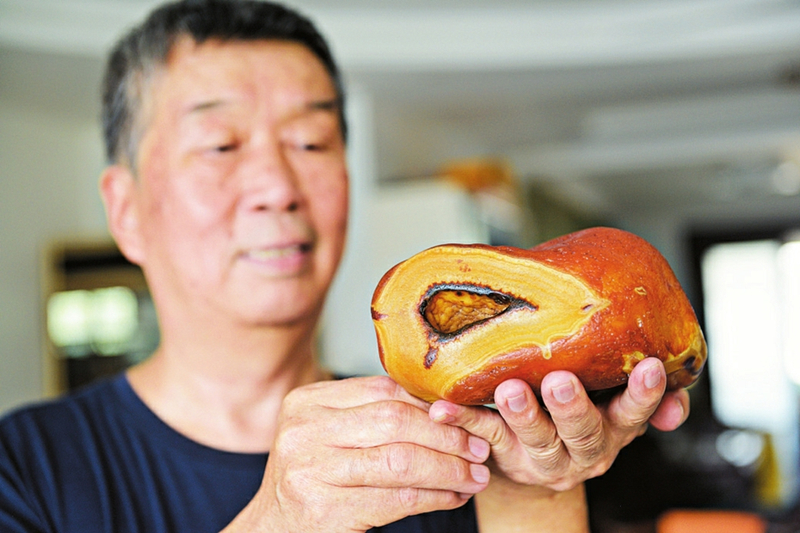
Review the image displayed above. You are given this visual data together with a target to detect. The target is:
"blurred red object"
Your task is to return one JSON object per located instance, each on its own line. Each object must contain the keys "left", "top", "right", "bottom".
{"left": 657, "top": 509, "right": 766, "bottom": 533}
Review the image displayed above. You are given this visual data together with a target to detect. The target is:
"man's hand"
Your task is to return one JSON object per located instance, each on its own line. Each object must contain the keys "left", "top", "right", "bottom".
{"left": 428, "top": 357, "right": 689, "bottom": 491}
{"left": 227, "top": 376, "right": 491, "bottom": 533}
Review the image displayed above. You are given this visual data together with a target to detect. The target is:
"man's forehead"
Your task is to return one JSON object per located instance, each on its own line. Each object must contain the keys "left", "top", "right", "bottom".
{"left": 146, "top": 37, "right": 337, "bottom": 111}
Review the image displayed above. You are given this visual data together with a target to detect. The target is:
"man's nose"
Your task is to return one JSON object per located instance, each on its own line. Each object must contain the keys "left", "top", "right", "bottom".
{"left": 239, "top": 143, "right": 303, "bottom": 213}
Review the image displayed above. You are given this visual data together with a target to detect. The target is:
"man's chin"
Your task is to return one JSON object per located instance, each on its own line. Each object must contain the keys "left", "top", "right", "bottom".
{"left": 238, "top": 299, "right": 323, "bottom": 330}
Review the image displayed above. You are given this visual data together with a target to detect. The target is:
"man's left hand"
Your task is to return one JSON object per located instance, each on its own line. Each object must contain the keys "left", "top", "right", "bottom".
{"left": 428, "top": 357, "right": 689, "bottom": 491}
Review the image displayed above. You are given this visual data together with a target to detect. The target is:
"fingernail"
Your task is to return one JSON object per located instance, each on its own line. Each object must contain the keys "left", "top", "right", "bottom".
{"left": 430, "top": 410, "right": 452, "bottom": 424}
{"left": 507, "top": 393, "right": 527, "bottom": 413}
{"left": 470, "top": 463, "right": 490, "bottom": 484}
{"left": 675, "top": 396, "right": 686, "bottom": 420}
{"left": 552, "top": 380, "right": 575, "bottom": 404}
{"left": 644, "top": 363, "right": 662, "bottom": 389}
{"left": 468, "top": 436, "right": 490, "bottom": 460}
{"left": 429, "top": 403, "right": 454, "bottom": 424}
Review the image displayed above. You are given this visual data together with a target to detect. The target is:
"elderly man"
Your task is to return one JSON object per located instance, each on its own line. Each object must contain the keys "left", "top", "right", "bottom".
{"left": 0, "top": 1, "right": 689, "bottom": 531}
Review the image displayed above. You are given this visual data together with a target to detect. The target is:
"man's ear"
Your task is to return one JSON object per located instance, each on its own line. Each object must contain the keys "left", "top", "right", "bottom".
{"left": 99, "top": 165, "right": 146, "bottom": 266}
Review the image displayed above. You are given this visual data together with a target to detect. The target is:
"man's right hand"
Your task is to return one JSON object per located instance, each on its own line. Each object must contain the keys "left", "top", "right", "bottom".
{"left": 225, "top": 376, "right": 491, "bottom": 532}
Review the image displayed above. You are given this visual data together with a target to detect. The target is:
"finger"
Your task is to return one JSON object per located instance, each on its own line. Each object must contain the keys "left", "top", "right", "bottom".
{"left": 491, "top": 379, "right": 561, "bottom": 454}
{"left": 539, "top": 371, "right": 606, "bottom": 465}
{"left": 430, "top": 390, "right": 571, "bottom": 486}
{"left": 358, "top": 487, "right": 473, "bottom": 530}
{"left": 428, "top": 400, "right": 510, "bottom": 459}
{"left": 648, "top": 388, "right": 689, "bottom": 431}
{"left": 286, "top": 375, "right": 432, "bottom": 411}
{"left": 428, "top": 380, "right": 563, "bottom": 462}
{"left": 605, "top": 357, "right": 667, "bottom": 434}
{"left": 326, "top": 443, "right": 490, "bottom": 495}
{"left": 330, "top": 399, "right": 490, "bottom": 463}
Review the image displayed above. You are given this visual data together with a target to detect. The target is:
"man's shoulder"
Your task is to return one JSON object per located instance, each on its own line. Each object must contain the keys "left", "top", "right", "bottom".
{"left": 0, "top": 375, "right": 125, "bottom": 444}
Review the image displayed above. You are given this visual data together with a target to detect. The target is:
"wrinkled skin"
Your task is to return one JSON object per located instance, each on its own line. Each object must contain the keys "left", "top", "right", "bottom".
{"left": 225, "top": 359, "right": 687, "bottom": 532}
{"left": 429, "top": 356, "right": 689, "bottom": 492}
{"left": 228, "top": 377, "right": 492, "bottom": 531}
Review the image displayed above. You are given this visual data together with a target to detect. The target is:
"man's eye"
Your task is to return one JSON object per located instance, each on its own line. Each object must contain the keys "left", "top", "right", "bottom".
{"left": 215, "top": 143, "right": 238, "bottom": 153}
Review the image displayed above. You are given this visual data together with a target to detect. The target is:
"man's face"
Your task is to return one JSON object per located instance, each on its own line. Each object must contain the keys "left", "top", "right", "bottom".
{"left": 125, "top": 38, "right": 348, "bottom": 328}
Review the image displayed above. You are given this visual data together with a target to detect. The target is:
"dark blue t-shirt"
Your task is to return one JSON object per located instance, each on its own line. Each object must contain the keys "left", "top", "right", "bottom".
{"left": 0, "top": 375, "right": 477, "bottom": 532}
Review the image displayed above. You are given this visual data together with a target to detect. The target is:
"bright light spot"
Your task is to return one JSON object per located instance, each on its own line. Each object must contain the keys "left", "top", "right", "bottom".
{"left": 90, "top": 287, "right": 139, "bottom": 354}
{"left": 47, "top": 290, "right": 92, "bottom": 347}
{"left": 47, "top": 286, "right": 139, "bottom": 356}
{"left": 716, "top": 429, "right": 764, "bottom": 468}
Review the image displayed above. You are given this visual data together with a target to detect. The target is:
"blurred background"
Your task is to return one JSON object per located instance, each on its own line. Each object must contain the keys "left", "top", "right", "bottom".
{"left": 3, "top": 0, "right": 800, "bottom": 531}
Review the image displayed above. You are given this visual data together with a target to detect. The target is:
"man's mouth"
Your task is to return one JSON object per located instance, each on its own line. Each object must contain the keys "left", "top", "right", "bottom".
{"left": 245, "top": 243, "right": 312, "bottom": 261}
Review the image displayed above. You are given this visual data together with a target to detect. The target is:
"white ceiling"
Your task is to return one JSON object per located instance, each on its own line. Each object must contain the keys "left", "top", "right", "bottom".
{"left": 3, "top": 0, "right": 800, "bottom": 222}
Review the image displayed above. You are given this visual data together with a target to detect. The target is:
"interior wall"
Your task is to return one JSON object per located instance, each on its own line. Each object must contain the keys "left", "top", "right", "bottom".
{"left": 0, "top": 99, "right": 108, "bottom": 414}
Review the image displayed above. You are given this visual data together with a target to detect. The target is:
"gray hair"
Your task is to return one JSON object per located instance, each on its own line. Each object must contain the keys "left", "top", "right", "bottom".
{"left": 101, "top": 0, "right": 346, "bottom": 168}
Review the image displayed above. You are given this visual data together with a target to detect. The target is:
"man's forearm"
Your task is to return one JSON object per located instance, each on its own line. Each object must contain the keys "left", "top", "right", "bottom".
{"left": 475, "top": 476, "right": 589, "bottom": 533}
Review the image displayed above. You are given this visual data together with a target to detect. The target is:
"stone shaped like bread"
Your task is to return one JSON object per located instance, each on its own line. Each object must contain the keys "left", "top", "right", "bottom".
{"left": 371, "top": 227, "right": 707, "bottom": 405}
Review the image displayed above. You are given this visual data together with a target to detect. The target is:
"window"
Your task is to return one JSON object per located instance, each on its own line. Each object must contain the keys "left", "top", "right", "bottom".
{"left": 694, "top": 227, "right": 800, "bottom": 507}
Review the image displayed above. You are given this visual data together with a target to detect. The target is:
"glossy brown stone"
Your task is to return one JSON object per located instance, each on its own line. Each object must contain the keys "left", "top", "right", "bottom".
{"left": 371, "top": 227, "right": 707, "bottom": 405}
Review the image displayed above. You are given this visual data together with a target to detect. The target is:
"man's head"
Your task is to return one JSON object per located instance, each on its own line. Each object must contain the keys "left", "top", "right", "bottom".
{"left": 99, "top": 1, "right": 350, "bottom": 333}
{"left": 102, "top": 0, "right": 346, "bottom": 169}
